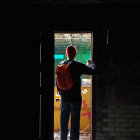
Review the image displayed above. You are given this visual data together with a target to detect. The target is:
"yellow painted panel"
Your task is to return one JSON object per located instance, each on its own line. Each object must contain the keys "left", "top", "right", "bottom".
{"left": 54, "top": 86, "right": 91, "bottom": 131}
{"left": 54, "top": 86, "right": 91, "bottom": 108}
{"left": 54, "top": 109, "right": 61, "bottom": 131}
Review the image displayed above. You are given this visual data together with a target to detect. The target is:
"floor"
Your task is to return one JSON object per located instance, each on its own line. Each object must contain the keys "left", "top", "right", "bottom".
{"left": 54, "top": 131, "right": 91, "bottom": 140}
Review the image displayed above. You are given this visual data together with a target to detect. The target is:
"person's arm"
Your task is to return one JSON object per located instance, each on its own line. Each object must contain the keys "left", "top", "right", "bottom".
{"left": 56, "top": 81, "right": 61, "bottom": 95}
{"left": 79, "top": 60, "right": 96, "bottom": 75}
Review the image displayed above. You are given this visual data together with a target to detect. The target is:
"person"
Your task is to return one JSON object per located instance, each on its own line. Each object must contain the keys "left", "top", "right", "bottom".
{"left": 56, "top": 45, "right": 96, "bottom": 140}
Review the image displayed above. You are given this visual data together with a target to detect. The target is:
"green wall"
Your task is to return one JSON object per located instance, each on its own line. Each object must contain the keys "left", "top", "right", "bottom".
{"left": 54, "top": 33, "right": 91, "bottom": 85}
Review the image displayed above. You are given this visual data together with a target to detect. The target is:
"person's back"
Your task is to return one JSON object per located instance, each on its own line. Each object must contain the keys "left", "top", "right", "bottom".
{"left": 57, "top": 59, "right": 96, "bottom": 103}
{"left": 56, "top": 45, "right": 96, "bottom": 140}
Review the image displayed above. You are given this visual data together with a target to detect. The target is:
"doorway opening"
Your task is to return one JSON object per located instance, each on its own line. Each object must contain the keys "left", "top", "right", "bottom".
{"left": 54, "top": 32, "right": 93, "bottom": 140}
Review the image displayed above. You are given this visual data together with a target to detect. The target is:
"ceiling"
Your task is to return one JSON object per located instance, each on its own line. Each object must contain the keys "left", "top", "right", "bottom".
{"left": 55, "top": 33, "right": 91, "bottom": 46}
{"left": 39, "top": 0, "right": 139, "bottom": 4}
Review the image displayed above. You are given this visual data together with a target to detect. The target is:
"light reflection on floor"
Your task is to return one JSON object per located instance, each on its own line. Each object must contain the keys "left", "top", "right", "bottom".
{"left": 54, "top": 131, "right": 91, "bottom": 140}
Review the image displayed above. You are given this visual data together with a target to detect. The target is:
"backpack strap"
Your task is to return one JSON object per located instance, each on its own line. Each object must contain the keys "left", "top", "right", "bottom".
{"left": 65, "top": 60, "right": 74, "bottom": 65}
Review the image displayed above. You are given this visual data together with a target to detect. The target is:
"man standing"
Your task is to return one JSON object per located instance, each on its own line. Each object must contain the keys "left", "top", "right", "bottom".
{"left": 56, "top": 45, "right": 96, "bottom": 140}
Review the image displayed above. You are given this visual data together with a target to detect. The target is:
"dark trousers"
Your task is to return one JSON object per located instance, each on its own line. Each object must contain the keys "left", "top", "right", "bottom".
{"left": 60, "top": 102, "right": 82, "bottom": 140}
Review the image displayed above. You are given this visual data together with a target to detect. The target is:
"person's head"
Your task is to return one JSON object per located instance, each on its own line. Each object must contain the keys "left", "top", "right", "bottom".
{"left": 66, "top": 45, "right": 77, "bottom": 60}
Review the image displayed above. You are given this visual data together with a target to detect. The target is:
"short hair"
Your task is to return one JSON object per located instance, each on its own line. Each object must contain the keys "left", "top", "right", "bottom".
{"left": 66, "top": 46, "right": 77, "bottom": 58}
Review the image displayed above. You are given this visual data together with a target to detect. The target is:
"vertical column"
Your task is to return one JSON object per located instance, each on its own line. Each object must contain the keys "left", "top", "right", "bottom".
{"left": 41, "top": 29, "right": 54, "bottom": 140}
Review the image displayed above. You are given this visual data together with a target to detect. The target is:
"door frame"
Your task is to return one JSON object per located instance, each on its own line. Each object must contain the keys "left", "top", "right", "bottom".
{"left": 41, "top": 26, "right": 97, "bottom": 140}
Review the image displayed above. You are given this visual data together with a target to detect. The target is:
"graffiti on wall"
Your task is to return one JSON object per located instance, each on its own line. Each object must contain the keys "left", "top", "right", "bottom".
{"left": 54, "top": 86, "right": 91, "bottom": 130}
{"left": 81, "top": 99, "right": 91, "bottom": 120}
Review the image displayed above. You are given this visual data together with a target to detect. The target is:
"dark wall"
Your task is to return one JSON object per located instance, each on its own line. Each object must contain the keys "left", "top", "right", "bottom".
{"left": 40, "top": 4, "right": 140, "bottom": 140}
{"left": 40, "top": 3, "right": 140, "bottom": 140}
{"left": 94, "top": 5, "right": 140, "bottom": 140}
{"left": 1, "top": 5, "right": 40, "bottom": 139}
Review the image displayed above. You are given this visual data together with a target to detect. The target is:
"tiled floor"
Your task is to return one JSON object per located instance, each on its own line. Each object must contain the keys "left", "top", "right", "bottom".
{"left": 54, "top": 131, "right": 91, "bottom": 140}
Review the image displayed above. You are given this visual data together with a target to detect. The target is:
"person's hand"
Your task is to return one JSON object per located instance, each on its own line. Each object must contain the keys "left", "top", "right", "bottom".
{"left": 87, "top": 59, "right": 96, "bottom": 70}
{"left": 87, "top": 59, "right": 92, "bottom": 65}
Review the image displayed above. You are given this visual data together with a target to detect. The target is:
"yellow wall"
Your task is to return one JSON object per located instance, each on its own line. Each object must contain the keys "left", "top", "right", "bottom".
{"left": 54, "top": 86, "right": 91, "bottom": 131}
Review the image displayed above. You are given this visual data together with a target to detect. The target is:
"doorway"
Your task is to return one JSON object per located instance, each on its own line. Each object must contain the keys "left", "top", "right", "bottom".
{"left": 54, "top": 32, "right": 93, "bottom": 140}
